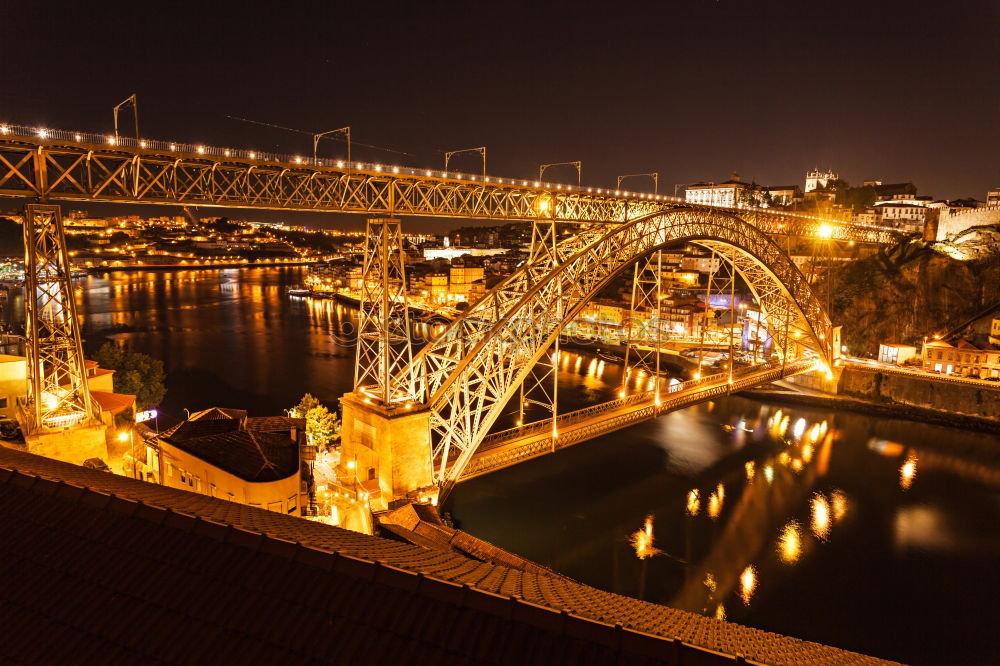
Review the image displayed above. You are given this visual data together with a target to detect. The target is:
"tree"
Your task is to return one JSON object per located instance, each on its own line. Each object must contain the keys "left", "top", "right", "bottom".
{"left": 94, "top": 342, "right": 166, "bottom": 410}
{"left": 305, "top": 405, "right": 340, "bottom": 450}
{"left": 288, "top": 393, "right": 322, "bottom": 419}
{"left": 736, "top": 181, "right": 764, "bottom": 207}
{"left": 288, "top": 393, "right": 341, "bottom": 450}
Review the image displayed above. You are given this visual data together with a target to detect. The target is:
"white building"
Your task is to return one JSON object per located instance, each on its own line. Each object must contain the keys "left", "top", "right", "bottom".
{"left": 875, "top": 202, "right": 926, "bottom": 233}
{"left": 685, "top": 175, "right": 755, "bottom": 208}
{"left": 766, "top": 185, "right": 802, "bottom": 206}
{"left": 680, "top": 254, "right": 723, "bottom": 274}
{"left": 988, "top": 188, "right": 1000, "bottom": 207}
{"left": 423, "top": 247, "right": 508, "bottom": 261}
{"left": 805, "top": 169, "right": 838, "bottom": 193}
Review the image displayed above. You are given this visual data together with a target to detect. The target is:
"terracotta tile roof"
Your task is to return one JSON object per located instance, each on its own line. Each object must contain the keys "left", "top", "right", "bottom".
{"left": 89, "top": 390, "right": 136, "bottom": 415}
{"left": 161, "top": 418, "right": 298, "bottom": 482}
{"left": 0, "top": 447, "right": 892, "bottom": 665}
{"left": 244, "top": 416, "right": 305, "bottom": 433}
{"left": 189, "top": 406, "right": 248, "bottom": 421}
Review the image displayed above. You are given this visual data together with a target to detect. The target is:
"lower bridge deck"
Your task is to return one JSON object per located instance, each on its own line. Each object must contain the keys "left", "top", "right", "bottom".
{"left": 458, "top": 358, "right": 816, "bottom": 481}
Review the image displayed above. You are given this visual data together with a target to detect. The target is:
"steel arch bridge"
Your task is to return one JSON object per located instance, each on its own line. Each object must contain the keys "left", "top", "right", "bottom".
{"left": 375, "top": 208, "right": 837, "bottom": 489}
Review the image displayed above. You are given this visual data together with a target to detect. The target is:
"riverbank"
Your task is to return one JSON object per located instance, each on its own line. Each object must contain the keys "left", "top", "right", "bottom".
{"left": 743, "top": 384, "right": 1000, "bottom": 436}
{"left": 88, "top": 260, "right": 316, "bottom": 273}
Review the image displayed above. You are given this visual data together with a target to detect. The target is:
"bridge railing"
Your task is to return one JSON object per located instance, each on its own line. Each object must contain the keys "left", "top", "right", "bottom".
{"left": 478, "top": 359, "right": 808, "bottom": 451}
{"left": 0, "top": 122, "right": 671, "bottom": 197}
{"left": 844, "top": 359, "right": 1000, "bottom": 389}
{"left": 463, "top": 358, "right": 817, "bottom": 478}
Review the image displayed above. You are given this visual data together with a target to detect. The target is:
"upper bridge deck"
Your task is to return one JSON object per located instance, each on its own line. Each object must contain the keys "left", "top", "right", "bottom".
{"left": 0, "top": 122, "right": 902, "bottom": 244}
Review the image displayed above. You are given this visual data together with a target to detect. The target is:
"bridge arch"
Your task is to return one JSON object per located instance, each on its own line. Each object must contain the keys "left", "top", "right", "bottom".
{"left": 393, "top": 208, "right": 836, "bottom": 486}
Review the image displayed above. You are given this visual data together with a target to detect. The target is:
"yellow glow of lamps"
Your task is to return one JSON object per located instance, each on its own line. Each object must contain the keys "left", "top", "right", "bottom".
{"left": 533, "top": 195, "right": 553, "bottom": 216}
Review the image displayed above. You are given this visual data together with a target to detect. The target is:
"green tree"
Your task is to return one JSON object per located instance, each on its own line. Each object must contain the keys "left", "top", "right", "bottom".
{"left": 288, "top": 392, "right": 322, "bottom": 418}
{"left": 736, "top": 181, "right": 764, "bottom": 207}
{"left": 305, "top": 405, "right": 340, "bottom": 450}
{"left": 94, "top": 342, "right": 166, "bottom": 410}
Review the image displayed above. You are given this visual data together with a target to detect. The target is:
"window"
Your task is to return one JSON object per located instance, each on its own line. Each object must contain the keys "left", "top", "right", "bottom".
{"left": 368, "top": 467, "right": 376, "bottom": 481}
{"left": 0, "top": 396, "right": 8, "bottom": 409}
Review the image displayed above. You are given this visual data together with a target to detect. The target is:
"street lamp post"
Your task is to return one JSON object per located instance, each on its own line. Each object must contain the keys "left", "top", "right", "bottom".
{"left": 118, "top": 429, "right": 136, "bottom": 478}
{"left": 313, "top": 126, "right": 351, "bottom": 166}
{"left": 539, "top": 161, "right": 582, "bottom": 187}
{"left": 618, "top": 172, "right": 659, "bottom": 194}
{"left": 113, "top": 94, "right": 139, "bottom": 142}
{"left": 444, "top": 146, "right": 486, "bottom": 177}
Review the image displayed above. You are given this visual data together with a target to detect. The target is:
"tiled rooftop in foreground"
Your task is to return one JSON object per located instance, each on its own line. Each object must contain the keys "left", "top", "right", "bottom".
{"left": 0, "top": 447, "right": 892, "bottom": 665}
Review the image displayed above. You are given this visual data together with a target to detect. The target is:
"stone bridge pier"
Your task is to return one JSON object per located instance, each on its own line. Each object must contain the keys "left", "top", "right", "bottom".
{"left": 339, "top": 392, "right": 438, "bottom": 512}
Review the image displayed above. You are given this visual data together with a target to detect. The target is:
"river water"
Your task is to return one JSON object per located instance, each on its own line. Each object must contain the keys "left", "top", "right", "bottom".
{"left": 42, "top": 267, "right": 1000, "bottom": 664}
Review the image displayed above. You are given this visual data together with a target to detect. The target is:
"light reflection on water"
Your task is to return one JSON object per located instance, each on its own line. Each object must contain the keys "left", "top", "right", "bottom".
{"left": 449, "top": 372, "right": 1000, "bottom": 664}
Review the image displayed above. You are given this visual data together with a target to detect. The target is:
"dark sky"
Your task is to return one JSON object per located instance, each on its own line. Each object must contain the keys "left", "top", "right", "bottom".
{"left": 2, "top": 0, "right": 998, "bottom": 231}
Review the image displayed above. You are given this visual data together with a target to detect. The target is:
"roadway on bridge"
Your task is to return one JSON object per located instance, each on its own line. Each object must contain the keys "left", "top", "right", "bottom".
{"left": 459, "top": 359, "right": 817, "bottom": 480}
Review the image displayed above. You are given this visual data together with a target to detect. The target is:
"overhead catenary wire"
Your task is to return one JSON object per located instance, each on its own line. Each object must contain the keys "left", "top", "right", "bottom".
{"left": 223, "top": 115, "right": 413, "bottom": 157}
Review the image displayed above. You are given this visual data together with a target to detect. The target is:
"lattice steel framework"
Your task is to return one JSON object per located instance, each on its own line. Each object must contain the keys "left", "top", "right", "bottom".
{"left": 394, "top": 209, "right": 837, "bottom": 490}
{"left": 516, "top": 221, "right": 562, "bottom": 430}
{"left": 622, "top": 251, "right": 665, "bottom": 396}
{"left": 21, "top": 204, "right": 94, "bottom": 432}
{"left": 696, "top": 250, "right": 739, "bottom": 381}
{"left": 354, "top": 219, "right": 416, "bottom": 404}
{"left": 0, "top": 131, "right": 902, "bottom": 243}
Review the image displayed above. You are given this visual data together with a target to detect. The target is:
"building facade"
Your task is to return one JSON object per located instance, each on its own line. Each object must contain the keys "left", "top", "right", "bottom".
{"left": 684, "top": 176, "right": 755, "bottom": 208}
{"left": 148, "top": 407, "right": 305, "bottom": 514}
{"left": 805, "top": 169, "right": 838, "bottom": 193}
{"left": 875, "top": 202, "right": 926, "bottom": 232}
{"left": 922, "top": 340, "right": 1000, "bottom": 378}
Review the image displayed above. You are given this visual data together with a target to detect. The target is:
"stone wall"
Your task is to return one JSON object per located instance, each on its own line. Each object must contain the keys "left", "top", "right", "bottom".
{"left": 934, "top": 206, "right": 1000, "bottom": 241}
{"left": 838, "top": 367, "right": 1000, "bottom": 420}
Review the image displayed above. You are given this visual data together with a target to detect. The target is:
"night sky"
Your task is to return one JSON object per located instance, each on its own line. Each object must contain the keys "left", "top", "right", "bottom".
{"left": 2, "top": 1, "right": 998, "bottom": 231}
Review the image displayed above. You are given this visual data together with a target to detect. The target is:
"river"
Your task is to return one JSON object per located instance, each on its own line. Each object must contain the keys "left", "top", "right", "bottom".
{"left": 29, "top": 267, "right": 1000, "bottom": 664}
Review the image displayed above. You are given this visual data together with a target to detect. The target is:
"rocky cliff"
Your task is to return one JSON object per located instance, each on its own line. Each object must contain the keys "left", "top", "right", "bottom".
{"left": 818, "top": 226, "right": 1000, "bottom": 355}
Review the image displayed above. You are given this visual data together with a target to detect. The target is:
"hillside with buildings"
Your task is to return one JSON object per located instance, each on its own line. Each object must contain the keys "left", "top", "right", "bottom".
{"left": 820, "top": 228, "right": 1000, "bottom": 356}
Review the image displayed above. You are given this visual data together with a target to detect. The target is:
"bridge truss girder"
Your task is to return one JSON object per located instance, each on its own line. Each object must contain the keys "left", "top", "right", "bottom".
{"left": 0, "top": 137, "right": 900, "bottom": 243}
{"left": 399, "top": 210, "right": 836, "bottom": 490}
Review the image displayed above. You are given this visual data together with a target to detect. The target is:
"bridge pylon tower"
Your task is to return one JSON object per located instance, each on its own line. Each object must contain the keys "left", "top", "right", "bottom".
{"left": 20, "top": 204, "right": 106, "bottom": 464}
{"left": 354, "top": 218, "right": 416, "bottom": 404}
{"left": 695, "top": 249, "right": 739, "bottom": 381}
{"left": 516, "top": 219, "right": 564, "bottom": 437}
{"left": 340, "top": 217, "right": 435, "bottom": 517}
{"left": 622, "top": 251, "right": 665, "bottom": 400}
